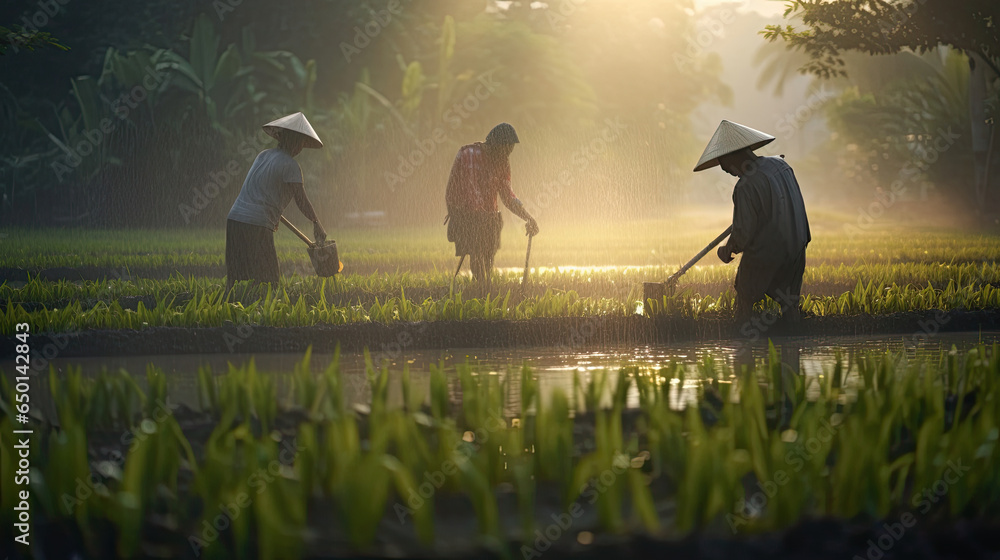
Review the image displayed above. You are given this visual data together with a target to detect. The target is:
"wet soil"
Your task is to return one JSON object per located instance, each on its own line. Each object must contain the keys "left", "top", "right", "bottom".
{"left": 3, "top": 310, "right": 999, "bottom": 359}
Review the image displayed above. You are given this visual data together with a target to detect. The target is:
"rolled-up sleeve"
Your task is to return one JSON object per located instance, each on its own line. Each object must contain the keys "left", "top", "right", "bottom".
{"left": 283, "top": 159, "right": 303, "bottom": 184}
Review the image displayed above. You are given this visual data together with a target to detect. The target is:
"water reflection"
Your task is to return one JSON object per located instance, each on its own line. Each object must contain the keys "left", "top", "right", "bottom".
{"left": 6, "top": 331, "right": 996, "bottom": 421}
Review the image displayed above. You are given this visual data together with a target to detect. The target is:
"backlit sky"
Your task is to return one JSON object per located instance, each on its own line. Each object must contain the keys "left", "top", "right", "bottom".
{"left": 692, "top": 0, "right": 786, "bottom": 16}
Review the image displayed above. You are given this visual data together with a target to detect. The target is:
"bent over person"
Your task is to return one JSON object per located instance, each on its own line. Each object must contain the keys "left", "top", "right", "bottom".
{"left": 694, "top": 120, "right": 811, "bottom": 324}
{"left": 445, "top": 123, "right": 539, "bottom": 286}
{"left": 226, "top": 112, "right": 328, "bottom": 293}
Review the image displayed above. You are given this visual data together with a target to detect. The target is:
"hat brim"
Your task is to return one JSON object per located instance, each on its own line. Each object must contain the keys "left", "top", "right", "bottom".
{"left": 693, "top": 138, "right": 774, "bottom": 172}
{"left": 263, "top": 126, "right": 324, "bottom": 149}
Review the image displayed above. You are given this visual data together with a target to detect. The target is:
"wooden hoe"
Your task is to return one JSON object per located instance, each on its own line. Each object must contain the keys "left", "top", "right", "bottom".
{"left": 643, "top": 225, "right": 732, "bottom": 314}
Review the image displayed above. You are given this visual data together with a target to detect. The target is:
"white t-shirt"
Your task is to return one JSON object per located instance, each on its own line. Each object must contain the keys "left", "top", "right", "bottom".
{"left": 228, "top": 149, "right": 303, "bottom": 230}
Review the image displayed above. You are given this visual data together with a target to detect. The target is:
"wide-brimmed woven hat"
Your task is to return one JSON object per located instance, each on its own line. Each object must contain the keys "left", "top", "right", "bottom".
{"left": 693, "top": 120, "right": 775, "bottom": 172}
{"left": 262, "top": 112, "right": 323, "bottom": 149}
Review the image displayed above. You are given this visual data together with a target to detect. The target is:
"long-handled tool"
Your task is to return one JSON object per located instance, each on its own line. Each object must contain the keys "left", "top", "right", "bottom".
{"left": 643, "top": 225, "right": 733, "bottom": 313}
{"left": 281, "top": 215, "right": 314, "bottom": 245}
{"left": 667, "top": 225, "right": 733, "bottom": 288}
{"left": 281, "top": 215, "right": 343, "bottom": 277}
{"left": 451, "top": 255, "right": 466, "bottom": 289}
{"left": 521, "top": 233, "right": 534, "bottom": 287}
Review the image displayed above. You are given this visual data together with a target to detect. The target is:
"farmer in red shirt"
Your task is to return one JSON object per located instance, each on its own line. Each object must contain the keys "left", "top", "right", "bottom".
{"left": 445, "top": 123, "right": 539, "bottom": 286}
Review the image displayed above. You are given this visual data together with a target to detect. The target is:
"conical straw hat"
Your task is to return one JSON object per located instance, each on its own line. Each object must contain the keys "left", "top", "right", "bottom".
{"left": 693, "top": 120, "right": 775, "bottom": 172}
{"left": 262, "top": 112, "right": 323, "bottom": 149}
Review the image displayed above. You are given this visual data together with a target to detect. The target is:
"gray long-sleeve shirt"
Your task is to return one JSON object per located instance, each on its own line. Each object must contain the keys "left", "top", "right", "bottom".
{"left": 726, "top": 156, "right": 811, "bottom": 267}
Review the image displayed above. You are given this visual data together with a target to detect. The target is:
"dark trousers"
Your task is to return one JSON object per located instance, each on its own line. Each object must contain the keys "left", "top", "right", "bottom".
{"left": 735, "top": 248, "right": 806, "bottom": 322}
{"left": 225, "top": 219, "right": 280, "bottom": 291}
{"left": 448, "top": 210, "right": 502, "bottom": 284}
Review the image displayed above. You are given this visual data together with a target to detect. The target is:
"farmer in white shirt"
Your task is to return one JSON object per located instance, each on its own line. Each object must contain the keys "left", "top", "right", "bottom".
{"left": 226, "top": 112, "right": 328, "bottom": 293}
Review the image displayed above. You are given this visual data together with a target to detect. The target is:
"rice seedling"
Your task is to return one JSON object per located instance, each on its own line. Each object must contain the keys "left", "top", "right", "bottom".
{"left": 3, "top": 260, "right": 997, "bottom": 311}
{"left": 2, "top": 344, "right": 1000, "bottom": 557}
{"left": 4, "top": 254, "right": 998, "bottom": 336}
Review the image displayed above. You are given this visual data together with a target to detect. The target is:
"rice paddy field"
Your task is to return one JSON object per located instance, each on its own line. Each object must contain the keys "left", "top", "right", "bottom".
{"left": 2, "top": 214, "right": 1000, "bottom": 335}
{"left": 3, "top": 213, "right": 1000, "bottom": 559}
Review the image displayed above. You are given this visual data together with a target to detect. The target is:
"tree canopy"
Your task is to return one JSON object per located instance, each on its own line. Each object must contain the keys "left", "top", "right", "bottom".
{"left": 763, "top": 0, "right": 1000, "bottom": 79}
{"left": 0, "top": 0, "right": 728, "bottom": 227}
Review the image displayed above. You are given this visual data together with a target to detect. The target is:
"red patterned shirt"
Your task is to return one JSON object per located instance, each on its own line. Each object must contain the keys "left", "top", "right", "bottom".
{"left": 445, "top": 142, "right": 516, "bottom": 213}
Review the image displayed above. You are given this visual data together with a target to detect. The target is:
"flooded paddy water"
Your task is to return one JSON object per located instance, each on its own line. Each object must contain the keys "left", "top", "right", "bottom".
{"left": 10, "top": 331, "right": 998, "bottom": 422}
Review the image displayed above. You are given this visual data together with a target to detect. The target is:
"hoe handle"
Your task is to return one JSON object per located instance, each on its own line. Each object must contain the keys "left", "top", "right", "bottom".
{"left": 521, "top": 234, "right": 534, "bottom": 286}
{"left": 668, "top": 225, "right": 733, "bottom": 284}
{"left": 281, "top": 215, "right": 316, "bottom": 248}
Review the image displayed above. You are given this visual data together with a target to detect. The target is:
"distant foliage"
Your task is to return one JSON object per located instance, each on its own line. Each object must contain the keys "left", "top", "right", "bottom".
{"left": 23, "top": 15, "right": 319, "bottom": 227}
{"left": 2, "top": 1, "right": 727, "bottom": 227}
{"left": 762, "top": 0, "right": 1000, "bottom": 80}
{"left": 0, "top": 25, "right": 66, "bottom": 56}
{"left": 825, "top": 49, "right": 975, "bottom": 200}
{"left": 761, "top": 0, "right": 1000, "bottom": 211}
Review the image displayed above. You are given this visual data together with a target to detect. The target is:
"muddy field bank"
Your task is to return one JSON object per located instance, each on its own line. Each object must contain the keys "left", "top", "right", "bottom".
{"left": 3, "top": 310, "right": 998, "bottom": 359}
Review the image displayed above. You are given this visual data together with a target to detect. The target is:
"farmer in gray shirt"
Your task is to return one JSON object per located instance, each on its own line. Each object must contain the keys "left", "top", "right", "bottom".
{"left": 694, "top": 120, "right": 811, "bottom": 324}
{"left": 226, "top": 112, "right": 328, "bottom": 293}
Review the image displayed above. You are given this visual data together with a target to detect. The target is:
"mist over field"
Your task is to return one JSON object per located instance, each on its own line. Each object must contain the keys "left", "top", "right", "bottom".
{"left": 2, "top": 0, "right": 996, "bottom": 233}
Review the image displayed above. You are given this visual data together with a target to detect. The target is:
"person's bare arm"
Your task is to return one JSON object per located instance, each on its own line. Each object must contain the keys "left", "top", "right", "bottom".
{"left": 288, "top": 182, "right": 327, "bottom": 242}
{"left": 500, "top": 190, "right": 539, "bottom": 236}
